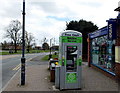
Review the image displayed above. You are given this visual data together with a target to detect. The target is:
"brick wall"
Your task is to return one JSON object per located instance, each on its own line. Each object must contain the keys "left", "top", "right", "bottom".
{"left": 115, "top": 63, "right": 120, "bottom": 80}
{"left": 87, "top": 38, "right": 91, "bottom": 67}
{"left": 115, "top": 19, "right": 120, "bottom": 81}
{"left": 116, "top": 20, "right": 120, "bottom": 46}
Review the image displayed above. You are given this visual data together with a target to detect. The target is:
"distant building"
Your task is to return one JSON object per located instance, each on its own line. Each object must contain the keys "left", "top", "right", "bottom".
{"left": 1, "top": 42, "right": 22, "bottom": 50}
{"left": 51, "top": 45, "right": 59, "bottom": 51}
{"left": 34, "top": 46, "right": 42, "bottom": 50}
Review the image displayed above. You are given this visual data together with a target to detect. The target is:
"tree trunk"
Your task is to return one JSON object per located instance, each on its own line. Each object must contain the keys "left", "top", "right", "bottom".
{"left": 14, "top": 40, "right": 17, "bottom": 53}
{"left": 27, "top": 46, "right": 30, "bottom": 53}
{"left": 14, "top": 33, "right": 17, "bottom": 53}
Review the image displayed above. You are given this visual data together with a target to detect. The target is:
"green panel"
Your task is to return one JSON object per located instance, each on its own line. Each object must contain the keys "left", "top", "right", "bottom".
{"left": 59, "top": 59, "right": 66, "bottom": 66}
{"left": 59, "top": 59, "right": 62, "bottom": 66}
{"left": 77, "top": 58, "right": 82, "bottom": 66}
{"left": 60, "top": 36, "right": 82, "bottom": 43}
{"left": 66, "top": 73, "right": 77, "bottom": 83}
{"left": 64, "top": 59, "right": 66, "bottom": 66}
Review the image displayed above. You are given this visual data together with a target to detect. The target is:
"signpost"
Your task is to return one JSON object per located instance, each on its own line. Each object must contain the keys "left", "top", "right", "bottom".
{"left": 21, "top": 0, "right": 26, "bottom": 85}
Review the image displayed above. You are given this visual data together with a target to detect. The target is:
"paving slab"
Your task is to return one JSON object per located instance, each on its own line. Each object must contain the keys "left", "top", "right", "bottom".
{"left": 3, "top": 65, "right": 54, "bottom": 91}
{"left": 81, "top": 62, "right": 118, "bottom": 91}
{"left": 2, "top": 62, "right": 119, "bottom": 91}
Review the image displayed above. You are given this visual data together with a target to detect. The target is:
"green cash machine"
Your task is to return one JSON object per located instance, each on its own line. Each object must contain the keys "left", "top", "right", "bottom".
{"left": 55, "top": 30, "right": 82, "bottom": 90}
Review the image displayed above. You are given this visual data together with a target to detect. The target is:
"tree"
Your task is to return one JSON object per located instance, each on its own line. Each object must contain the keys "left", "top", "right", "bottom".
{"left": 25, "top": 31, "right": 35, "bottom": 53}
{"left": 66, "top": 19, "right": 98, "bottom": 58}
{"left": 41, "top": 37, "right": 49, "bottom": 50}
{"left": 42, "top": 42, "right": 49, "bottom": 50}
{"left": 1, "top": 41, "right": 7, "bottom": 50}
{"left": 5, "top": 20, "right": 21, "bottom": 53}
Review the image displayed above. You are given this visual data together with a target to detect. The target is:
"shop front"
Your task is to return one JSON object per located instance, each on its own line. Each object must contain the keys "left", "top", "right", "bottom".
{"left": 88, "top": 24, "right": 116, "bottom": 75}
{"left": 88, "top": 15, "right": 120, "bottom": 79}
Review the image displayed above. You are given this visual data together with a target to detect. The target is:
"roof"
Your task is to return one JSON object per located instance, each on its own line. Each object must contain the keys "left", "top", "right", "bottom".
{"left": 115, "top": 1, "right": 120, "bottom": 11}
{"left": 114, "top": 6, "right": 120, "bottom": 11}
{"left": 88, "top": 26, "right": 108, "bottom": 39}
{"left": 60, "top": 30, "right": 82, "bottom": 37}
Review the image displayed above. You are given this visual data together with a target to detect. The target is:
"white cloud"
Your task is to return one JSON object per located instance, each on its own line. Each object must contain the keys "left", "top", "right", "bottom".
{"left": 0, "top": 0, "right": 119, "bottom": 46}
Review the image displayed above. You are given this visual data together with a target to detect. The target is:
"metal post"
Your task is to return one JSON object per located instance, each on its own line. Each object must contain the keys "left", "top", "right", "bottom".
{"left": 21, "top": 0, "right": 26, "bottom": 85}
{"left": 50, "top": 39, "right": 52, "bottom": 55}
{"left": 49, "top": 38, "right": 52, "bottom": 60}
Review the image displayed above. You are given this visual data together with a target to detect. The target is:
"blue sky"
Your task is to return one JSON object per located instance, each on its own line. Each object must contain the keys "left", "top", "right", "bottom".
{"left": 0, "top": 0, "right": 119, "bottom": 46}
{"left": 47, "top": 16, "right": 69, "bottom": 21}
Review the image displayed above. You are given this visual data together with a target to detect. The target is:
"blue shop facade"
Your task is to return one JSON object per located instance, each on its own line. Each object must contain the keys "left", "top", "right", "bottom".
{"left": 88, "top": 18, "right": 118, "bottom": 77}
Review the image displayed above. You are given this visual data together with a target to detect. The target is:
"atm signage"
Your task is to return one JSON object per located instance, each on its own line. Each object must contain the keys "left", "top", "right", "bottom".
{"left": 60, "top": 36, "right": 82, "bottom": 43}
{"left": 108, "top": 24, "right": 112, "bottom": 39}
{"left": 107, "top": 19, "right": 117, "bottom": 40}
{"left": 89, "top": 26, "right": 108, "bottom": 39}
{"left": 64, "top": 33, "right": 80, "bottom": 37}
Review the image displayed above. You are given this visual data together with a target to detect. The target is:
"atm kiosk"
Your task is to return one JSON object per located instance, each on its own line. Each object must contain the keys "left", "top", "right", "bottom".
{"left": 55, "top": 30, "right": 82, "bottom": 90}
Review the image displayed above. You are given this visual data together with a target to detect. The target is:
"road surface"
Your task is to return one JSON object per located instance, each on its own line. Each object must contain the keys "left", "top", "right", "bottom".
{"left": 1, "top": 52, "right": 49, "bottom": 89}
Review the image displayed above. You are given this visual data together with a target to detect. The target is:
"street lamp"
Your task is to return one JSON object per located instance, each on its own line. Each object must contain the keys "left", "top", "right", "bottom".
{"left": 21, "top": 0, "right": 26, "bottom": 85}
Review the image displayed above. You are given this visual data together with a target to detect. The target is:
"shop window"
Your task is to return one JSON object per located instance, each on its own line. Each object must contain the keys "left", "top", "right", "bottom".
{"left": 91, "top": 35, "right": 115, "bottom": 73}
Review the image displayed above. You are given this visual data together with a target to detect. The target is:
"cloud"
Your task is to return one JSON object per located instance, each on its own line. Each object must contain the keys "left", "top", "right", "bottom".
{"left": 0, "top": 0, "right": 119, "bottom": 46}
{"left": 0, "top": 0, "right": 21, "bottom": 18}
{"left": 30, "top": 2, "right": 60, "bottom": 14}
{"left": 26, "top": 15, "right": 66, "bottom": 45}
{"left": 80, "top": 2, "right": 102, "bottom": 8}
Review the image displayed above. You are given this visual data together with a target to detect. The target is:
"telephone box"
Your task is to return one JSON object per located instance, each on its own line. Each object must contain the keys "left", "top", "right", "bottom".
{"left": 55, "top": 30, "right": 82, "bottom": 90}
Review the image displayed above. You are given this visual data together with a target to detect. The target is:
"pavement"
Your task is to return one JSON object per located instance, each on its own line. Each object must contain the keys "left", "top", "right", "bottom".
{"left": 2, "top": 55, "right": 119, "bottom": 92}
{"left": 1, "top": 53, "right": 49, "bottom": 90}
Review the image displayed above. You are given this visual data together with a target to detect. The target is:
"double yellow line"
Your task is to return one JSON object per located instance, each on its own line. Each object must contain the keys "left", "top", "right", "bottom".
{"left": 12, "top": 58, "right": 32, "bottom": 71}
{"left": 13, "top": 64, "right": 21, "bottom": 71}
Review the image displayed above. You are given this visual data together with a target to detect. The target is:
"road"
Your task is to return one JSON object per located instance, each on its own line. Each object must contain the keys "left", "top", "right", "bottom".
{"left": 1, "top": 52, "right": 49, "bottom": 89}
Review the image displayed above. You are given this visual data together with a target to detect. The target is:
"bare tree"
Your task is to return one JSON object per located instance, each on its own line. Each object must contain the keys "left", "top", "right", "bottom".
{"left": 25, "top": 31, "right": 35, "bottom": 53}
{"left": 17, "top": 31, "right": 22, "bottom": 45}
{"left": 5, "top": 20, "right": 21, "bottom": 53}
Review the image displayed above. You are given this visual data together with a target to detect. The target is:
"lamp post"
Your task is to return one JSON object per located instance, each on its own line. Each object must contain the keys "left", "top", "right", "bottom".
{"left": 21, "top": 0, "right": 26, "bottom": 85}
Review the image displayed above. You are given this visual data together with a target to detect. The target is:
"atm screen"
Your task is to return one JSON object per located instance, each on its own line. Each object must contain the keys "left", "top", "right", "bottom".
{"left": 67, "top": 46, "right": 77, "bottom": 53}
{"left": 66, "top": 46, "right": 77, "bottom": 71}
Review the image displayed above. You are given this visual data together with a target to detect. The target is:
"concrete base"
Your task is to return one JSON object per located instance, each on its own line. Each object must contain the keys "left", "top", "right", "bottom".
{"left": 91, "top": 64, "right": 116, "bottom": 80}
{"left": 115, "top": 63, "right": 120, "bottom": 81}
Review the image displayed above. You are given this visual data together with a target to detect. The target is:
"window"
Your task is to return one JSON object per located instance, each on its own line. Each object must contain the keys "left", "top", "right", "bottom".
{"left": 91, "top": 35, "right": 115, "bottom": 73}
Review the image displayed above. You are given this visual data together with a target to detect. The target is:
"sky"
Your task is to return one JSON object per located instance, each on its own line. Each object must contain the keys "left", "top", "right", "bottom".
{"left": 0, "top": 0, "right": 119, "bottom": 46}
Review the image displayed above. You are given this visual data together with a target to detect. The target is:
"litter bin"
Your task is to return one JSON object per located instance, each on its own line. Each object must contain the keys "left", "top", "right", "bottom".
{"left": 48, "top": 59, "right": 58, "bottom": 70}
{"left": 50, "top": 63, "right": 55, "bottom": 82}
{"left": 55, "top": 65, "right": 60, "bottom": 89}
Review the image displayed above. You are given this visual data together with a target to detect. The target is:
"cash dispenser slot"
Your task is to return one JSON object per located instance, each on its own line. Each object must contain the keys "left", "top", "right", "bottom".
{"left": 66, "top": 46, "right": 77, "bottom": 72}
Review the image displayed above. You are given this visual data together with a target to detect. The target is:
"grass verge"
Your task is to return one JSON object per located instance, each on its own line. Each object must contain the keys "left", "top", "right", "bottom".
{"left": 41, "top": 54, "right": 58, "bottom": 61}
{"left": 0, "top": 50, "right": 50, "bottom": 55}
